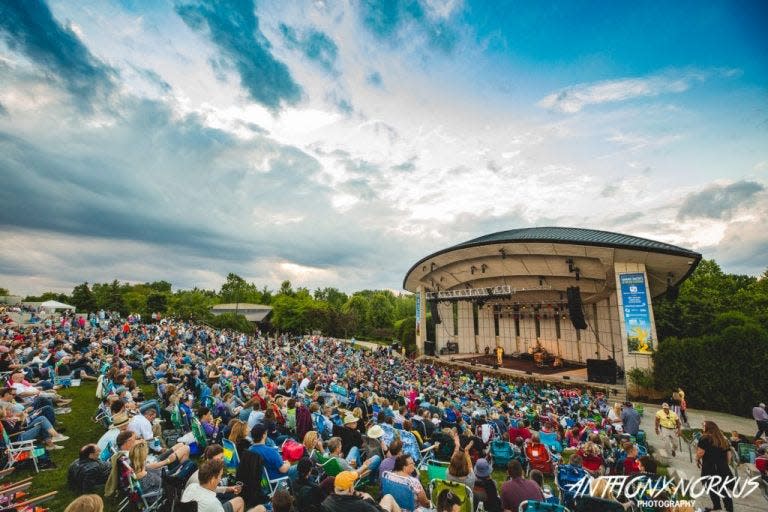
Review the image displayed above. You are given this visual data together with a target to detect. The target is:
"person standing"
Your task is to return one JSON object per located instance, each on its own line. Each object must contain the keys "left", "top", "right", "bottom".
{"left": 752, "top": 402, "right": 768, "bottom": 440}
{"left": 695, "top": 421, "right": 734, "bottom": 512}
{"left": 654, "top": 403, "right": 681, "bottom": 457}
{"left": 621, "top": 402, "right": 641, "bottom": 437}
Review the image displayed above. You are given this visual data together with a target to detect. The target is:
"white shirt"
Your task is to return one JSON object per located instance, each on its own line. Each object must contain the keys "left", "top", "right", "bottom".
{"left": 129, "top": 413, "right": 154, "bottom": 440}
{"left": 181, "top": 483, "right": 224, "bottom": 512}
{"left": 97, "top": 428, "right": 120, "bottom": 452}
{"left": 247, "top": 410, "right": 265, "bottom": 431}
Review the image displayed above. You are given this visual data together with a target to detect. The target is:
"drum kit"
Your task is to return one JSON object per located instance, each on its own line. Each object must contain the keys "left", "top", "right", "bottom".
{"left": 530, "top": 345, "right": 564, "bottom": 369}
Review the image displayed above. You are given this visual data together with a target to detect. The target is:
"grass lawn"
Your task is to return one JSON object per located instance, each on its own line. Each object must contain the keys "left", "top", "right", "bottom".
{"left": 6, "top": 374, "right": 155, "bottom": 511}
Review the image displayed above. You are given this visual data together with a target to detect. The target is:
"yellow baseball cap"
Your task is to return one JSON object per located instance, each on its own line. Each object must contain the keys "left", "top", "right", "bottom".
{"left": 334, "top": 471, "right": 359, "bottom": 490}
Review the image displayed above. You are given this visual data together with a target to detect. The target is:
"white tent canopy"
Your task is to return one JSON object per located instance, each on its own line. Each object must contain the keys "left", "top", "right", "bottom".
{"left": 40, "top": 300, "right": 75, "bottom": 310}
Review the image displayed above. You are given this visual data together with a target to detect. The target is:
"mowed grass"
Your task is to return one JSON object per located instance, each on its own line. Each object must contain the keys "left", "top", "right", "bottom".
{"left": 7, "top": 374, "right": 155, "bottom": 511}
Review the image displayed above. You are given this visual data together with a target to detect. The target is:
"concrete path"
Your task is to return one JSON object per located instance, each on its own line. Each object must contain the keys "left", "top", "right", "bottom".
{"left": 640, "top": 402, "right": 766, "bottom": 511}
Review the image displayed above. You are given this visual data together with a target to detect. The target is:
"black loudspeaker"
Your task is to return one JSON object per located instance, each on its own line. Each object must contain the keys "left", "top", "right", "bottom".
{"left": 566, "top": 286, "right": 588, "bottom": 330}
{"left": 587, "top": 358, "right": 617, "bottom": 384}
{"left": 424, "top": 340, "right": 435, "bottom": 356}
{"left": 429, "top": 301, "right": 441, "bottom": 323}
{"left": 666, "top": 284, "right": 679, "bottom": 301}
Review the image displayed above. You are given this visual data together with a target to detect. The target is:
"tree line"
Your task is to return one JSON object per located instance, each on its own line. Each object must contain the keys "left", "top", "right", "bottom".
{"left": 647, "top": 260, "right": 768, "bottom": 415}
{"left": 15, "top": 273, "right": 420, "bottom": 345}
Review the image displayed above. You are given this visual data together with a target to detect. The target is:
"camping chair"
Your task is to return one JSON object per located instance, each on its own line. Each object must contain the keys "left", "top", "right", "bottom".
{"left": 0, "top": 490, "right": 57, "bottom": 512}
{"left": 222, "top": 438, "right": 240, "bottom": 471}
{"left": 490, "top": 439, "right": 515, "bottom": 467}
{"left": 0, "top": 477, "right": 33, "bottom": 509}
{"left": 398, "top": 429, "right": 422, "bottom": 464}
{"left": 415, "top": 444, "right": 437, "bottom": 473}
{"left": 525, "top": 443, "right": 554, "bottom": 476}
{"left": 423, "top": 459, "right": 449, "bottom": 481}
{"left": 539, "top": 431, "right": 563, "bottom": 454}
{"left": 381, "top": 475, "right": 416, "bottom": 511}
{"left": 379, "top": 423, "right": 396, "bottom": 447}
{"left": 93, "top": 402, "right": 113, "bottom": 429}
{"left": 315, "top": 452, "right": 344, "bottom": 479}
{"left": 737, "top": 442, "right": 756, "bottom": 464}
{"left": 429, "top": 479, "right": 474, "bottom": 512}
{"left": 518, "top": 500, "right": 570, "bottom": 512}
{"left": 190, "top": 418, "right": 208, "bottom": 455}
{"left": 0, "top": 424, "right": 45, "bottom": 473}
{"left": 261, "top": 467, "right": 289, "bottom": 498}
{"left": 555, "top": 464, "right": 588, "bottom": 508}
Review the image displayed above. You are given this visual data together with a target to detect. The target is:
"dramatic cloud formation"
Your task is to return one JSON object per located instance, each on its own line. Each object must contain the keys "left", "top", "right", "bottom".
{"left": 175, "top": 0, "right": 302, "bottom": 111}
{"left": 0, "top": 0, "right": 766, "bottom": 295}
{"left": 0, "top": 0, "right": 115, "bottom": 111}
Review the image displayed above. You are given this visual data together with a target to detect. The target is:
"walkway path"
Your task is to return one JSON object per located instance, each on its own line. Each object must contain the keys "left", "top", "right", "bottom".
{"left": 640, "top": 402, "right": 766, "bottom": 511}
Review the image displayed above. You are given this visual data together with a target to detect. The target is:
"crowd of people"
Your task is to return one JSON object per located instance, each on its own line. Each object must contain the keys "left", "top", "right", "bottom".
{"left": 0, "top": 310, "right": 764, "bottom": 512}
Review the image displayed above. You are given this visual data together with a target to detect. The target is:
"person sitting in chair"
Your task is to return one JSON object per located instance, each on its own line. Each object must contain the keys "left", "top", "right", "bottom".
{"left": 181, "top": 458, "right": 256, "bottom": 512}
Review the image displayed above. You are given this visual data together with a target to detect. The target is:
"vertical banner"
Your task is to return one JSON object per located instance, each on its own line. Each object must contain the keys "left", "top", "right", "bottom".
{"left": 415, "top": 292, "right": 421, "bottom": 337}
{"left": 620, "top": 272, "right": 654, "bottom": 353}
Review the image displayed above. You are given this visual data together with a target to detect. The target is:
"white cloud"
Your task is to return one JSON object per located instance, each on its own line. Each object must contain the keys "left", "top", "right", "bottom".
{"left": 538, "top": 70, "right": 720, "bottom": 113}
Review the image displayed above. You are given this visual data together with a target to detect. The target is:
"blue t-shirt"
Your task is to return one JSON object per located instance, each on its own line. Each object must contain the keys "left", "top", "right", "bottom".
{"left": 250, "top": 444, "right": 285, "bottom": 480}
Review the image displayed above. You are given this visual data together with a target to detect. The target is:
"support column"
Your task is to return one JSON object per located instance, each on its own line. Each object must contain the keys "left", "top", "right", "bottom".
{"left": 416, "top": 286, "right": 427, "bottom": 355}
{"left": 614, "top": 262, "right": 656, "bottom": 373}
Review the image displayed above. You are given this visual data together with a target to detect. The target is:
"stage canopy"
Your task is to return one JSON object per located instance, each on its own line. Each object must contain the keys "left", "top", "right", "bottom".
{"left": 403, "top": 227, "right": 702, "bottom": 375}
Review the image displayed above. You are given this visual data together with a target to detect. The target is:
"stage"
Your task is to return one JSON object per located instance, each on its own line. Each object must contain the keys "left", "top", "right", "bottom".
{"left": 423, "top": 352, "right": 628, "bottom": 400}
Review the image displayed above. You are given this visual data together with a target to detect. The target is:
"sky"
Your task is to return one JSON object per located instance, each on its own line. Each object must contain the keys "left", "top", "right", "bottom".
{"left": 1, "top": 0, "right": 767, "bottom": 296}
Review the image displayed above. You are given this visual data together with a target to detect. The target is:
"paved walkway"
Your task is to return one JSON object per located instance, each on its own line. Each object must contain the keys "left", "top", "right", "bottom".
{"left": 640, "top": 402, "right": 766, "bottom": 511}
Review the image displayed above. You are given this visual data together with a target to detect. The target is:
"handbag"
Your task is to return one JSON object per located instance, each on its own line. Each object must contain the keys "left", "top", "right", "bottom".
{"left": 282, "top": 439, "right": 304, "bottom": 463}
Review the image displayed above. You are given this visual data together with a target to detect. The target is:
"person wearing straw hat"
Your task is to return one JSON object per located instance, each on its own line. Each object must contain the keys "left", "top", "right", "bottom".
{"left": 333, "top": 413, "right": 364, "bottom": 464}
{"left": 654, "top": 402, "right": 681, "bottom": 456}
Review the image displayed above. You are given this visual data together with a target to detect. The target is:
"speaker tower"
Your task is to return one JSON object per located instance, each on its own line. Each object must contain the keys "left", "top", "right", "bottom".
{"left": 566, "top": 286, "right": 588, "bottom": 330}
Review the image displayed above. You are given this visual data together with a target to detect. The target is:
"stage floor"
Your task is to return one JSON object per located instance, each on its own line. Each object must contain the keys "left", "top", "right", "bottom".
{"left": 460, "top": 354, "right": 585, "bottom": 376}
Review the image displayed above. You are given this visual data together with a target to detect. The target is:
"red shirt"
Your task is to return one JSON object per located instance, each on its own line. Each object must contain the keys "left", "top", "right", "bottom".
{"left": 624, "top": 456, "right": 640, "bottom": 475}
{"left": 756, "top": 456, "right": 768, "bottom": 474}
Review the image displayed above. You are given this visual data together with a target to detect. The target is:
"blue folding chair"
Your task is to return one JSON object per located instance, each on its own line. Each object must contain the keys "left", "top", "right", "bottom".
{"left": 222, "top": 438, "right": 240, "bottom": 470}
{"left": 490, "top": 439, "right": 515, "bottom": 467}
{"left": 555, "top": 463, "right": 588, "bottom": 508}
{"left": 539, "top": 431, "right": 563, "bottom": 454}
{"left": 381, "top": 475, "right": 415, "bottom": 511}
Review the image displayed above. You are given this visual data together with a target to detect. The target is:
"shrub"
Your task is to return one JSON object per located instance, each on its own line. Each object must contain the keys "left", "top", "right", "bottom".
{"left": 653, "top": 322, "right": 768, "bottom": 415}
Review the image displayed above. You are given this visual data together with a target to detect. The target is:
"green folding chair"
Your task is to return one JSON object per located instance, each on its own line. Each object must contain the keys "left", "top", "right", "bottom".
{"left": 737, "top": 442, "right": 756, "bottom": 464}
{"left": 429, "top": 479, "right": 474, "bottom": 512}
{"left": 424, "top": 460, "right": 449, "bottom": 481}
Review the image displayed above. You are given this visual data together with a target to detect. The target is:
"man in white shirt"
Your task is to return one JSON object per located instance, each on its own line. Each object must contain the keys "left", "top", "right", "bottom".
{"left": 181, "top": 459, "right": 254, "bottom": 512}
{"left": 129, "top": 408, "right": 157, "bottom": 442}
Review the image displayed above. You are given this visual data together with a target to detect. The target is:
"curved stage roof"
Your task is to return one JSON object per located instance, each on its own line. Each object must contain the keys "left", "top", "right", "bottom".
{"left": 403, "top": 227, "right": 701, "bottom": 301}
